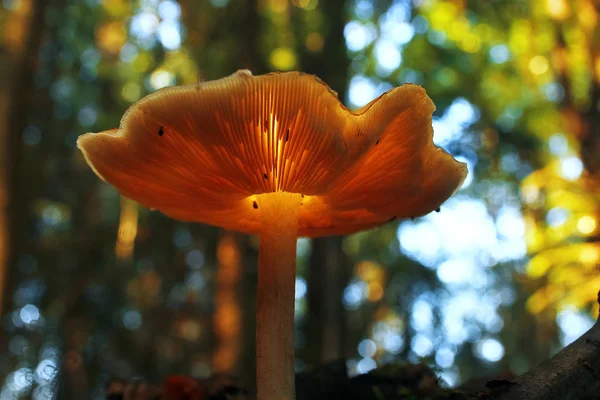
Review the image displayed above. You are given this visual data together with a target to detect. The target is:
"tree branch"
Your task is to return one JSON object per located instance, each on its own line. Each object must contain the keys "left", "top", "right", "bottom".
{"left": 475, "top": 292, "right": 600, "bottom": 400}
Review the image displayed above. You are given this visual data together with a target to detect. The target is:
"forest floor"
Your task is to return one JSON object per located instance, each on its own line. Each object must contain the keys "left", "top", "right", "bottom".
{"left": 107, "top": 292, "right": 600, "bottom": 400}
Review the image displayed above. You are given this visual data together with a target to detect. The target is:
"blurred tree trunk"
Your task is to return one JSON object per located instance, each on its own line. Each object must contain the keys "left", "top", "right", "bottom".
{"left": 0, "top": 0, "right": 47, "bottom": 317}
{"left": 576, "top": 3, "right": 600, "bottom": 177}
{"left": 213, "top": 232, "right": 243, "bottom": 377}
{"left": 240, "top": 0, "right": 268, "bottom": 74}
{"left": 214, "top": 1, "right": 266, "bottom": 391}
{"left": 306, "top": 237, "right": 351, "bottom": 364}
{"left": 295, "top": 0, "right": 352, "bottom": 366}
{"left": 181, "top": 0, "right": 263, "bottom": 391}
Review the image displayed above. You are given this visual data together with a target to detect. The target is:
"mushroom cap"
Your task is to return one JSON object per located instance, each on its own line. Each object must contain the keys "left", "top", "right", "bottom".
{"left": 78, "top": 70, "right": 466, "bottom": 237}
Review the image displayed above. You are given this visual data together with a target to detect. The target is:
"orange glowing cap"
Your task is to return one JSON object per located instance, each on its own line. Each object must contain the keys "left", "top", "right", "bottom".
{"left": 77, "top": 70, "right": 466, "bottom": 237}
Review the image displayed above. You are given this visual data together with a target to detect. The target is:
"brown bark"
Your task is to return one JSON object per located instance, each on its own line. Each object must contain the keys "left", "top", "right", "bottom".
{"left": 468, "top": 293, "right": 600, "bottom": 400}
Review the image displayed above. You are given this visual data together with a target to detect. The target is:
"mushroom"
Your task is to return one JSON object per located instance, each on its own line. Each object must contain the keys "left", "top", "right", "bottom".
{"left": 77, "top": 70, "right": 467, "bottom": 400}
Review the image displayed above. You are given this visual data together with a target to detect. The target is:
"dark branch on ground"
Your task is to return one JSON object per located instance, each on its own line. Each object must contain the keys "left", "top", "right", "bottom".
{"left": 464, "top": 291, "right": 600, "bottom": 400}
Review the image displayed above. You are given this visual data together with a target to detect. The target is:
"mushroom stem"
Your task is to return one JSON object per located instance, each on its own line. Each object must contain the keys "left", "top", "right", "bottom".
{"left": 256, "top": 192, "right": 302, "bottom": 400}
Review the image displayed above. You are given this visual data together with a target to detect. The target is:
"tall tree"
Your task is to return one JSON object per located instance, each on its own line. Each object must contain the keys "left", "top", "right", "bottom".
{"left": 0, "top": 0, "right": 47, "bottom": 316}
{"left": 293, "top": 0, "right": 353, "bottom": 366}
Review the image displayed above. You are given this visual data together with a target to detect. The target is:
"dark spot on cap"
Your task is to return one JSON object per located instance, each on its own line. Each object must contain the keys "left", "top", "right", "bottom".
{"left": 253, "top": 201, "right": 258, "bottom": 209}
{"left": 263, "top": 173, "right": 268, "bottom": 179}
{"left": 301, "top": 194, "right": 304, "bottom": 198}
{"left": 285, "top": 128, "right": 290, "bottom": 142}
{"left": 376, "top": 139, "right": 380, "bottom": 145}
{"left": 158, "top": 126, "right": 164, "bottom": 136}
{"left": 435, "top": 208, "right": 440, "bottom": 212}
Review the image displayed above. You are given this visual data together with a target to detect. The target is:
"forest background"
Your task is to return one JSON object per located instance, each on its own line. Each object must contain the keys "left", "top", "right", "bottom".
{"left": 0, "top": 0, "right": 599, "bottom": 398}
